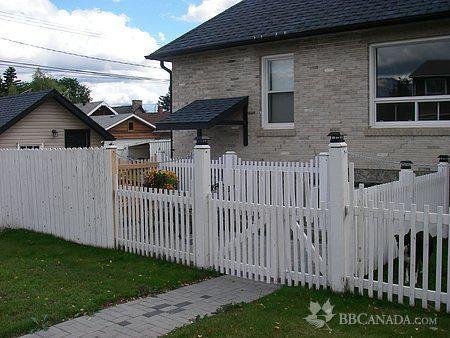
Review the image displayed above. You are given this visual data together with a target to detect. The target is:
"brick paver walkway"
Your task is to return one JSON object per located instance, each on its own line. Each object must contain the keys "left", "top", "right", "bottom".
{"left": 25, "top": 275, "right": 279, "bottom": 337}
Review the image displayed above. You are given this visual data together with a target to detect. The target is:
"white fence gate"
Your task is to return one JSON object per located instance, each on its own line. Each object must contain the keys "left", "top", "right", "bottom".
{"left": 0, "top": 147, "right": 116, "bottom": 247}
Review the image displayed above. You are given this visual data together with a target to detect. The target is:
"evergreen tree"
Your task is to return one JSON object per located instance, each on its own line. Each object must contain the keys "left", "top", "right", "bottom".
{"left": 0, "top": 76, "right": 5, "bottom": 96}
{"left": 3, "top": 67, "right": 20, "bottom": 94}
{"left": 158, "top": 86, "right": 171, "bottom": 112}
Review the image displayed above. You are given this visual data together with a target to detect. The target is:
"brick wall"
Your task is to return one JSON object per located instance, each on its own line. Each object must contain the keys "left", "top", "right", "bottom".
{"left": 171, "top": 19, "right": 450, "bottom": 182}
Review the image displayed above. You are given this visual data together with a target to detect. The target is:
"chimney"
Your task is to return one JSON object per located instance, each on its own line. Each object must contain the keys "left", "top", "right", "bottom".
{"left": 157, "top": 105, "right": 164, "bottom": 114}
{"left": 132, "top": 100, "right": 142, "bottom": 111}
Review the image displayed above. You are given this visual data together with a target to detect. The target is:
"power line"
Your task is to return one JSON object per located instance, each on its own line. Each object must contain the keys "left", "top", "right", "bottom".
{"left": 0, "top": 60, "right": 169, "bottom": 82}
{"left": 0, "top": 10, "right": 103, "bottom": 36}
{"left": 0, "top": 37, "right": 162, "bottom": 69}
{"left": 0, "top": 11, "right": 102, "bottom": 37}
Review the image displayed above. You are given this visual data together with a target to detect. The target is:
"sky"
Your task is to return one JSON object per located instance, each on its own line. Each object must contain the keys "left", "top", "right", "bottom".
{"left": 0, "top": 0, "right": 241, "bottom": 105}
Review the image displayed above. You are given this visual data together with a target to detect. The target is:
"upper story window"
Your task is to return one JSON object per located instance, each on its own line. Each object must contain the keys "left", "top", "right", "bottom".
{"left": 371, "top": 37, "right": 450, "bottom": 127}
{"left": 128, "top": 121, "right": 134, "bottom": 131}
{"left": 262, "top": 54, "right": 294, "bottom": 129}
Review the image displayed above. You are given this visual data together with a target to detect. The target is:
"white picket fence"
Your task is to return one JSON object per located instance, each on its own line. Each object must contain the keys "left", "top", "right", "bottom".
{"left": 347, "top": 201, "right": 450, "bottom": 311}
{"left": 163, "top": 152, "right": 326, "bottom": 208}
{"left": 355, "top": 165, "right": 449, "bottom": 212}
{"left": 347, "top": 160, "right": 450, "bottom": 311}
{"left": 0, "top": 148, "right": 115, "bottom": 247}
{"left": 115, "top": 187, "right": 194, "bottom": 264}
{"left": 1, "top": 138, "right": 449, "bottom": 313}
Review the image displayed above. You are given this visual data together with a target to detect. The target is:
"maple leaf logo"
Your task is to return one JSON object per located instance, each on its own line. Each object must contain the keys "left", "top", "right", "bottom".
{"left": 304, "top": 299, "right": 335, "bottom": 331}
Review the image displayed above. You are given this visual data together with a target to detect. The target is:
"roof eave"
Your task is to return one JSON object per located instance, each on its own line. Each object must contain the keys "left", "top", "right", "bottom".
{"left": 146, "top": 11, "right": 450, "bottom": 61}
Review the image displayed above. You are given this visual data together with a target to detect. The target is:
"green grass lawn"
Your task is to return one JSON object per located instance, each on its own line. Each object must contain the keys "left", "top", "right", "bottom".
{"left": 170, "top": 285, "right": 450, "bottom": 337}
{"left": 0, "top": 229, "right": 217, "bottom": 337}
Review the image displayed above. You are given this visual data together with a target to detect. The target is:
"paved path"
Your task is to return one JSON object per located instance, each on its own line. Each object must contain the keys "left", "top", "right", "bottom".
{"left": 25, "top": 276, "right": 279, "bottom": 337}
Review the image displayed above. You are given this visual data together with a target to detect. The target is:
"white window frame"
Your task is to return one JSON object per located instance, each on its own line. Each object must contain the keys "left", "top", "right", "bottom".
{"left": 369, "top": 36, "right": 450, "bottom": 128}
{"left": 18, "top": 143, "right": 44, "bottom": 149}
{"left": 261, "top": 54, "right": 295, "bottom": 130}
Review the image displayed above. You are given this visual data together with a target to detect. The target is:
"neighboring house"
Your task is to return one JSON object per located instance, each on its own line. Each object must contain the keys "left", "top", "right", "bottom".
{"left": 76, "top": 101, "right": 117, "bottom": 116}
{"left": 79, "top": 99, "right": 171, "bottom": 159}
{"left": 0, "top": 89, "right": 114, "bottom": 149}
{"left": 148, "top": 0, "right": 450, "bottom": 184}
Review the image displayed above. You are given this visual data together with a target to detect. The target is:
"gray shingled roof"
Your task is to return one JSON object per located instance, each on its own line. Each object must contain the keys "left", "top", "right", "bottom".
{"left": 156, "top": 97, "right": 248, "bottom": 130}
{"left": 75, "top": 101, "right": 103, "bottom": 114}
{"left": 0, "top": 90, "right": 52, "bottom": 130}
{"left": 148, "top": 0, "right": 450, "bottom": 60}
{"left": 91, "top": 113, "right": 134, "bottom": 130}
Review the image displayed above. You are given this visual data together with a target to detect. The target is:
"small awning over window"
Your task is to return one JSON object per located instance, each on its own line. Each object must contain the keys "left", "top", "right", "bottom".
{"left": 156, "top": 96, "right": 249, "bottom": 145}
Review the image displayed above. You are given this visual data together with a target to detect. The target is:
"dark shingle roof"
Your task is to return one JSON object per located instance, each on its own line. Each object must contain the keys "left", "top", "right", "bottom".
{"left": 91, "top": 114, "right": 134, "bottom": 129}
{"left": 156, "top": 97, "right": 248, "bottom": 130}
{"left": 0, "top": 90, "right": 53, "bottom": 130}
{"left": 0, "top": 89, "right": 114, "bottom": 140}
{"left": 113, "top": 105, "right": 146, "bottom": 114}
{"left": 148, "top": 0, "right": 450, "bottom": 60}
{"left": 75, "top": 101, "right": 103, "bottom": 114}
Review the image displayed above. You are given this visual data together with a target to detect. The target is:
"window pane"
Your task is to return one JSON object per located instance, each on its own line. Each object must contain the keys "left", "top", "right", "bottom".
{"left": 419, "top": 102, "right": 438, "bottom": 120}
{"left": 439, "top": 101, "right": 450, "bottom": 120}
{"left": 425, "top": 78, "right": 446, "bottom": 95}
{"left": 269, "top": 58, "right": 294, "bottom": 92}
{"left": 268, "top": 92, "right": 294, "bottom": 123}
{"left": 376, "top": 103, "right": 414, "bottom": 122}
{"left": 376, "top": 39, "right": 450, "bottom": 98}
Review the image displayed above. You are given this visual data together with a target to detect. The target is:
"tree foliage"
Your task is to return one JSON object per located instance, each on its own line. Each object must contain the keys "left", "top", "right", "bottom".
{"left": 0, "top": 67, "right": 91, "bottom": 104}
{"left": 158, "top": 86, "right": 171, "bottom": 112}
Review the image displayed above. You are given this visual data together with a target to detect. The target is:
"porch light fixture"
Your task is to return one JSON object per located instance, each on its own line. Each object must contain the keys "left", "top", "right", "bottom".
{"left": 328, "top": 131, "right": 345, "bottom": 143}
{"left": 52, "top": 129, "right": 58, "bottom": 138}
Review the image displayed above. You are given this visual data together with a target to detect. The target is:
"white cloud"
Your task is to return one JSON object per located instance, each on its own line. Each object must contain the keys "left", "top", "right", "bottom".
{"left": 89, "top": 81, "right": 166, "bottom": 106}
{"left": 158, "top": 32, "right": 166, "bottom": 42}
{"left": 0, "top": 0, "right": 169, "bottom": 105}
{"left": 181, "top": 0, "right": 241, "bottom": 22}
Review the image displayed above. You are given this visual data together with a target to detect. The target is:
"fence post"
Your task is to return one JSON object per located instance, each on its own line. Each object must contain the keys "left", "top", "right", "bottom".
{"left": 105, "top": 143, "right": 118, "bottom": 248}
{"left": 318, "top": 152, "right": 329, "bottom": 205}
{"left": 438, "top": 155, "right": 449, "bottom": 208}
{"left": 223, "top": 151, "right": 237, "bottom": 187}
{"left": 327, "top": 132, "right": 350, "bottom": 292}
{"left": 193, "top": 137, "right": 212, "bottom": 268}
{"left": 399, "top": 160, "right": 414, "bottom": 208}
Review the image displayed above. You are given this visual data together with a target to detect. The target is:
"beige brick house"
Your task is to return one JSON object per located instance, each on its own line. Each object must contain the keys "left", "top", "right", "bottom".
{"left": 148, "top": 0, "right": 450, "bottom": 184}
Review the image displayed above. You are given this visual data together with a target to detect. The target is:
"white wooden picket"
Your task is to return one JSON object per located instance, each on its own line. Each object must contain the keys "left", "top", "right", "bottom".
{"left": 0, "top": 148, "right": 115, "bottom": 247}
{"left": 208, "top": 182, "right": 329, "bottom": 286}
{"left": 158, "top": 158, "right": 194, "bottom": 192}
{"left": 347, "top": 201, "right": 450, "bottom": 311}
{"left": 116, "top": 187, "right": 194, "bottom": 264}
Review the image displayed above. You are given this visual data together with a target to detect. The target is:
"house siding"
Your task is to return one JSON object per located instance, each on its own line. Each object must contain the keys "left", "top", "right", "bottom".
{"left": 109, "top": 117, "right": 159, "bottom": 139}
{"left": 171, "top": 19, "right": 450, "bottom": 182}
{"left": 0, "top": 98, "right": 105, "bottom": 148}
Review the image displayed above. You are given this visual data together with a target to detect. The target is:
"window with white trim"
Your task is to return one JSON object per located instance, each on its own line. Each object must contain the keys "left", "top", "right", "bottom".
{"left": 371, "top": 37, "right": 450, "bottom": 127}
{"left": 262, "top": 54, "right": 294, "bottom": 129}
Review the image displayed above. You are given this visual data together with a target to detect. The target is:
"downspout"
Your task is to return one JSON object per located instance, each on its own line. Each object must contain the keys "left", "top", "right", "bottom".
{"left": 160, "top": 61, "right": 173, "bottom": 158}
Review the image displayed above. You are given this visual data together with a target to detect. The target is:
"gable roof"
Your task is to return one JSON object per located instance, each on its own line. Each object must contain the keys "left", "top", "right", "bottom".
{"left": 0, "top": 89, "right": 114, "bottom": 140}
{"left": 91, "top": 113, "right": 156, "bottom": 130}
{"left": 147, "top": 0, "right": 450, "bottom": 60}
{"left": 76, "top": 101, "right": 117, "bottom": 116}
